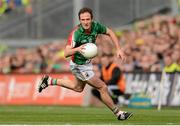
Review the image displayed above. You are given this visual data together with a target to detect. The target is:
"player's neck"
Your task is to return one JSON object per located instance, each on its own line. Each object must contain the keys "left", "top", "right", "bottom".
{"left": 85, "top": 28, "right": 91, "bottom": 34}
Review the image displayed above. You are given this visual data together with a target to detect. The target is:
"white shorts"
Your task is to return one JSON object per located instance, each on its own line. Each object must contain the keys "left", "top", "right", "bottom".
{"left": 70, "top": 60, "right": 95, "bottom": 81}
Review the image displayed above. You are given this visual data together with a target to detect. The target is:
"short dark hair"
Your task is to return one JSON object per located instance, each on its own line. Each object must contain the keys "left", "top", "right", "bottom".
{"left": 78, "top": 7, "right": 93, "bottom": 19}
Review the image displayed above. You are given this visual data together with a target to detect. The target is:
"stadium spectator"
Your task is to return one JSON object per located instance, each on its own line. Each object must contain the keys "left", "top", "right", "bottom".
{"left": 92, "top": 51, "right": 126, "bottom": 105}
{"left": 177, "top": 57, "right": 180, "bottom": 72}
{"left": 0, "top": 0, "right": 8, "bottom": 15}
{"left": 0, "top": 54, "right": 11, "bottom": 73}
{"left": 0, "top": 0, "right": 32, "bottom": 16}
{"left": 163, "top": 55, "right": 179, "bottom": 73}
{"left": 10, "top": 48, "right": 26, "bottom": 73}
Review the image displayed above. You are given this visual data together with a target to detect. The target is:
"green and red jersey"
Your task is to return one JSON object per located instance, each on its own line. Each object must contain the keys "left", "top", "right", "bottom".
{"left": 67, "top": 21, "right": 107, "bottom": 65}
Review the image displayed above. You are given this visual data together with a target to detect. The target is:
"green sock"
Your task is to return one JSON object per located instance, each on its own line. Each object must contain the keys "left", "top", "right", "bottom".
{"left": 51, "top": 78, "right": 57, "bottom": 85}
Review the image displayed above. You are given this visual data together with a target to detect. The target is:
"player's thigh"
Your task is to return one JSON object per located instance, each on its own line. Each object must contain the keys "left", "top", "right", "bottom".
{"left": 86, "top": 76, "right": 106, "bottom": 89}
{"left": 74, "top": 77, "right": 87, "bottom": 91}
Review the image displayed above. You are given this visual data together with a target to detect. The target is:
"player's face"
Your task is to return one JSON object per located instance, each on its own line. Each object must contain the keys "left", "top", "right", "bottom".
{"left": 79, "top": 12, "right": 92, "bottom": 30}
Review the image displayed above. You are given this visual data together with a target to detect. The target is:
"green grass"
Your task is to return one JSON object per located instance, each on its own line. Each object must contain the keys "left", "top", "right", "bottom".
{"left": 0, "top": 105, "right": 180, "bottom": 125}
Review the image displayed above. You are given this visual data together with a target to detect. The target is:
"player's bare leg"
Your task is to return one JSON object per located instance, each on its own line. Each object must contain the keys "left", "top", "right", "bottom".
{"left": 86, "top": 76, "right": 115, "bottom": 109}
{"left": 38, "top": 75, "right": 86, "bottom": 93}
{"left": 38, "top": 74, "right": 133, "bottom": 120}
{"left": 86, "top": 75, "right": 133, "bottom": 120}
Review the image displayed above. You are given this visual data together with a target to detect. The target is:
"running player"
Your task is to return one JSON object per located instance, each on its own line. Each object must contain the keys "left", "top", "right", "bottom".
{"left": 38, "top": 7, "right": 133, "bottom": 120}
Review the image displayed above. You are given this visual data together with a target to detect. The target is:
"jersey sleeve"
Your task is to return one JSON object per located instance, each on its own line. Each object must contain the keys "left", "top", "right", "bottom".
{"left": 67, "top": 26, "right": 80, "bottom": 48}
{"left": 67, "top": 31, "right": 76, "bottom": 48}
{"left": 96, "top": 22, "right": 107, "bottom": 34}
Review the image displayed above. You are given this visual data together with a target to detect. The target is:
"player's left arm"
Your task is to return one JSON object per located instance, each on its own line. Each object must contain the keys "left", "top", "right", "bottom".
{"left": 106, "top": 28, "right": 126, "bottom": 61}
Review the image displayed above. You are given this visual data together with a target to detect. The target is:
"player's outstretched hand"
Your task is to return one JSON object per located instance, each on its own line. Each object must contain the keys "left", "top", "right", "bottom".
{"left": 116, "top": 49, "right": 126, "bottom": 62}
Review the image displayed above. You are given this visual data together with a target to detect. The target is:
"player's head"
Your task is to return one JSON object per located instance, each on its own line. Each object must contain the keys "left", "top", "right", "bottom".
{"left": 78, "top": 7, "right": 93, "bottom": 30}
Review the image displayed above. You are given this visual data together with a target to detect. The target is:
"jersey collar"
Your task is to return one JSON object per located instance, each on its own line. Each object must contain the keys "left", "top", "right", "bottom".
{"left": 79, "top": 21, "right": 95, "bottom": 33}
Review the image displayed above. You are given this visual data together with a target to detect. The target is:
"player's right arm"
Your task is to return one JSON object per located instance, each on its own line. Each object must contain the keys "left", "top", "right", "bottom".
{"left": 64, "top": 28, "right": 84, "bottom": 58}
{"left": 64, "top": 45, "right": 84, "bottom": 58}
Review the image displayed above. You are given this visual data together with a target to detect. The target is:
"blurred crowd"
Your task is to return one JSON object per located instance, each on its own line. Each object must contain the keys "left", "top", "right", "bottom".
{"left": 0, "top": 14, "right": 180, "bottom": 74}
{"left": 93, "top": 14, "right": 180, "bottom": 73}
{"left": 115, "top": 14, "right": 180, "bottom": 73}
{"left": 0, "top": 41, "right": 70, "bottom": 74}
{"left": 0, "top": 0, "right": 32, "bottom": 16}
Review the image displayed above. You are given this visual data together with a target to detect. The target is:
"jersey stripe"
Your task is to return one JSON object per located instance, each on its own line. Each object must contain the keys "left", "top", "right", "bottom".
{"left": 67, "top": 26, "right": 79, "bottom": 61}
{"left": 67, "top": 26, "right": 79, "bottom": 47}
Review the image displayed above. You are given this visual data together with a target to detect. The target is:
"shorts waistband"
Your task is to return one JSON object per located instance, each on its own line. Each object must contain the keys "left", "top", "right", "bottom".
{"left": 71, "top": 60, "right": 91, "bottom": 65}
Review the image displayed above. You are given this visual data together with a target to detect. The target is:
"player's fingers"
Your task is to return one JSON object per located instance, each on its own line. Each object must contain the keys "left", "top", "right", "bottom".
{"left": 119, "top": 54, "right": 126, "bottom": 62}
{"left": 80, "top": 48, "right": 85, "bottom": 54}
{"left": 80, "top": 45, "right": 86, "bottom": 50}
{"left": 122, "top": 56, "right": 126, "bottom": 63}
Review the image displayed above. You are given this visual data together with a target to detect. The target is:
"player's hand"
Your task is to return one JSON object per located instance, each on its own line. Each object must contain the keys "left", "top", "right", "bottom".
{"left": 77, "top": 44, "right": 86, "bottom": 54}
{"left": 116, "top": 49, "right": 126, "bottom": 62}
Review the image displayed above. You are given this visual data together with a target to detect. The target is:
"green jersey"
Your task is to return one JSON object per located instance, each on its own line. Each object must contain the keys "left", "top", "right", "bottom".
{"left": 67, "top": 21, "right": 107, "bottom": 65}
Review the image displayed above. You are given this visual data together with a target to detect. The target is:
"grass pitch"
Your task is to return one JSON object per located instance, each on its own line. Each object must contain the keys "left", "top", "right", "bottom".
{"left": 0, "top": 105, "right": 180, "bottom": 125}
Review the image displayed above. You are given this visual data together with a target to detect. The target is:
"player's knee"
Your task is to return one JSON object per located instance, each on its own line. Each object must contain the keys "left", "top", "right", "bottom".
{"left": 99, "top": 84, "right": 108, "bottom": 93}
{"left": 74, "top": 87, "right": 84, "bottom": 92}
{"left": 75, "top": 88, "right": 83, "bottom": 92}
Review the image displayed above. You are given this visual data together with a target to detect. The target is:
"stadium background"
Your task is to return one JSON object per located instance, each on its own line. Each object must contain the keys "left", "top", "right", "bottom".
{"left": 0, "top": 0, "right": 180, "bottom": 125}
